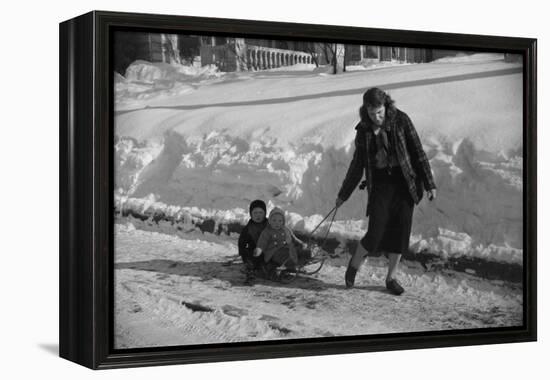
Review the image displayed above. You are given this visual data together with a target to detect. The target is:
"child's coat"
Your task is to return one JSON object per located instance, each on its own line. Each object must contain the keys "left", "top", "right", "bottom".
{"left": 256, "top": 207, "right": 304, "bottom": 264}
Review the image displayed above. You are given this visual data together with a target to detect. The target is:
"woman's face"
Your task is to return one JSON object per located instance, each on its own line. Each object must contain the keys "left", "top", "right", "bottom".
{"left": 251, "top": 208, "right": 265, "bottom": 223}
{"left": 269, "top": 214, "right": 284, "bottom": 230}
{"left": 367, "top": 105, "right": 386, "bottom": 126}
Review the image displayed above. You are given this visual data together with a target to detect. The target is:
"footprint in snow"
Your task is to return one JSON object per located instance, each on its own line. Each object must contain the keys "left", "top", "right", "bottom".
{"left": 221, "top": 305, "right": 249, "bottom": 317}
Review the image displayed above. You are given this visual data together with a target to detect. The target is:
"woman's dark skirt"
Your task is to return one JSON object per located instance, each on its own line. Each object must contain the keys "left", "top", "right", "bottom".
{"left": 360, "top": 168, "right": 414, "bottom": 256}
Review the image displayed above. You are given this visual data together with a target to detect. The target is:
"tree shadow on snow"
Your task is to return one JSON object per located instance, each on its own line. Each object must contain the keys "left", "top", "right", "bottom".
{"left": 114, "top": 259, "right": 380, "bottom": 292}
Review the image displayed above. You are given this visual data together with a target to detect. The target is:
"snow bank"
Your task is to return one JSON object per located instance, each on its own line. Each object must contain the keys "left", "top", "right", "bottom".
{"left": 410, "top": 229, "right": 522, "bottom": 264}
{"left": 346, "top": 61, "right": 415, "bottom": 72}
{"left": 431, "top": 53, "right": 506, "bottom": 64}
{"left": 265, "top": 63, "right": 317, "bottom": 72}
{"left": 115, "top": 61, "right": 227, "bottom": 108}
{"left": 124, "top": 60, "right": 223, "bottom": 83}
{"left": 115, "top": 190, "right": 521, "bottom": 265}
{"left": 114, "top": 57, "right": 523, "bottom": 264}
{"left": 114, "top": 131, "right": 522, "bottom": 253}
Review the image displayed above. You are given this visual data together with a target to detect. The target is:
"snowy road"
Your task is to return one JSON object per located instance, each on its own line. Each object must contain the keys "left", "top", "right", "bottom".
{"left": 114, "top": 223, "right": 522, "bottom": 349}
{"left": 115, "top": 66, "right": 522, "bottom": 115}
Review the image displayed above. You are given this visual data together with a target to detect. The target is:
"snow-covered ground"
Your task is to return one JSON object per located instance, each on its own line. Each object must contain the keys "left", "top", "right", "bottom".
{"left": 114, "top": 53, "right": 524, "bottom": 348}
{"left": 114, "top": 223, "right": 522, "bottom": 348}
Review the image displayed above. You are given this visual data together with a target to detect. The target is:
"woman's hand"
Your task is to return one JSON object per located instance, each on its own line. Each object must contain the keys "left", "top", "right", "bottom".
{"left": 253, "top": 248, "right": 262, "bottom": 257}
{"left": 427, "top": 189, "right": 437, "bottom": 201}
{"left": 335, "top": 197, "right": 344, "bottom": 208}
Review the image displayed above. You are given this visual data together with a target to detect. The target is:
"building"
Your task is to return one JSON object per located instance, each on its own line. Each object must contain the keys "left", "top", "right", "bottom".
{"left": 114, "top": 31, "right": 477, "bottom": 74}
{"left": 344, "top": 45, "right": 472, "bottom": 65}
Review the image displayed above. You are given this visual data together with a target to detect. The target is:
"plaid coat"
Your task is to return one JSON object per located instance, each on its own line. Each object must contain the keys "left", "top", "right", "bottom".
{"left": 338, "top": 108, "right": 436, "bottom": 216}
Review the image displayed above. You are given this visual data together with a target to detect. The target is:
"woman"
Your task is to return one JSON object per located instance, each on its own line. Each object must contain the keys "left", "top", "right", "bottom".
{"left": 336, "top": 87, "right": 436, "bottom": 295}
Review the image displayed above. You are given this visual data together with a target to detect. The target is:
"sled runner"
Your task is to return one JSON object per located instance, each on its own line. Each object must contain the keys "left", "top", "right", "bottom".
{"left": 272, "top": 247, "right": 329, "bottom": 284}
{"left": 237, "top": 246, "right": 329, "bottom": 284}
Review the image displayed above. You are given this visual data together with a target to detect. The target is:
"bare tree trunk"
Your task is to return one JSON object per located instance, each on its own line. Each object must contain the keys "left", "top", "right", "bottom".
{"left": 332, "top": 44, "right": 337, "bottom": 74}
{"left": 305, "top": 44, "right": 319, "bottom": 67}
{"left": 331, "top": 44, "right": 346, "bottom": 74}
{"left": 316, "top": 43, "right": 345, "bottom": 74}
{"left": 337, "top": 44, "right": 346, "bottom": 73}
{"left": 225, "top": 38, "right": 249, "bottom": 71}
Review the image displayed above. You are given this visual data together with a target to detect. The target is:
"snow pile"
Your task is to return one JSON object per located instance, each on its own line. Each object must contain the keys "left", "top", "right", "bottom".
{"left": 411, "top": 229, "right": 522, "bottom": 264}
{"left": 115, "top": 56, "right": 523, "bottom": 264}
{"left": 114, "top": 135, "right": 522, "bottom": 261}
{"left": 265, "top": 63, "right": 317, "bottom": 72}
{"left": 115, "top": 191, "right": 522, "bottom": 265}
{"left": 412, "top": 137, "right": 523, "bottom": 251}
{"left": 115, "top": 137, "right": 164, "bottom": 193}
{"left": 124, "top": 60, "right": 223, "bottom": 83}
{"left": 346, "top": 61, "right": 415, "bottom": 72}
{"left": 116, "top": 193, "right": 249, "bottom": 226}
{"left": 431, "top": 53, "right": 506, "bottom": 64}
{"left": 115, "top": 60, "right": 226, "bottom": 108}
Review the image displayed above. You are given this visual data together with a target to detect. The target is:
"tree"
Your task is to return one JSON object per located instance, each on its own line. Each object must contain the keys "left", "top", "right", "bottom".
{"left": 303, "top": 43, "right": 320, "bottom": 67}
{"left": 317, "top": 43, "right": 346, "bottom": 74}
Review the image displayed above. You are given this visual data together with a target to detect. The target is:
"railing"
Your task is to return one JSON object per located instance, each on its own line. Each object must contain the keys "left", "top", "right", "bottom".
{"left": 200, "top": 44, "right": 315, "bottom": 72}
{"left": 245, "top": 45, "right": 314, "bottom": 71}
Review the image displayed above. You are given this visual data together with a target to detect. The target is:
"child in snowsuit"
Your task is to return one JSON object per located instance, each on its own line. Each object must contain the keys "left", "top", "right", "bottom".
{"left": 238, "top": 200, "right": 268, "bottom": 284}
{"left": 254, "top": 207, "right": 311, "bottom": 280}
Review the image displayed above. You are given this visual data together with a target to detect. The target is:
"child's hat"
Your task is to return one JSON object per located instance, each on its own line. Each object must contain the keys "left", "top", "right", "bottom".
{"left": 249, "top": 199, "right": 267, "bottom": 215}
{"left": 268, "top": 207, "right": 285, "bottom": 224}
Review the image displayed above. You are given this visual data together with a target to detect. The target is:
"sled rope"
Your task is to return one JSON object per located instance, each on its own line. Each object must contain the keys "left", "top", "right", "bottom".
{"left": 253, "top": 207, "right": 339, "bottom": 284}
{"left": 278, "top": 207, "right": 339, "bottom": 283}
{"left": 309, "top": 206, "right": 337, "bottom": 237}
{"left": 307, "top": 206, "right": 338, "bottom": 253}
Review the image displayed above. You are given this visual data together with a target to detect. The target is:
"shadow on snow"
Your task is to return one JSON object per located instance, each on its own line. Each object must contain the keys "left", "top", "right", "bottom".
{"left": 115, "top": 259, "right": 389, "bottom": 294}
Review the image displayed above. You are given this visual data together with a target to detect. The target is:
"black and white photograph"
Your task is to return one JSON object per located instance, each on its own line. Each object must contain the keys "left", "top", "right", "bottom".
{"left": 113, "top": 30, "right": 524, "bottom": 348}
{"left": 3, "top": 0, "right": 548, "bottom": 377}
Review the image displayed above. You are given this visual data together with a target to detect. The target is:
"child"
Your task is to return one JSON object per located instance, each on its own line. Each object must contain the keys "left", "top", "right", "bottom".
{"left": 254, "top": 207, "right": 311, "bottom": 280}
{"left": 238, "top": 200, "right": 268, "bottom": 284}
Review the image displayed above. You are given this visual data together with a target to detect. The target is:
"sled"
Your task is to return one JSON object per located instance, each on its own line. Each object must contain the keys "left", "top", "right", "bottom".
{"left": 260, "top": 207, "right": 338, "bottom": 284}
{"left": 273, "top": 247, "right": 330, "bottom": 284}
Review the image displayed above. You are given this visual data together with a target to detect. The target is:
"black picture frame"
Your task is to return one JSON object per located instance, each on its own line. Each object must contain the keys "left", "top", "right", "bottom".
{"left": 59, "top": 10, "right": 537, "bottom": 370}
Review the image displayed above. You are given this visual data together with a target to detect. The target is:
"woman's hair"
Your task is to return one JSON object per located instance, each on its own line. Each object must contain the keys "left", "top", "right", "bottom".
{"left": 359, "top": 87, "right": 396, "bottom": 123}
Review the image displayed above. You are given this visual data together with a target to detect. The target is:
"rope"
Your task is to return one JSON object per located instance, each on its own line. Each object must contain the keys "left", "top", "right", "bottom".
{"left": 318, "top": 208, "right": 337, "bottom": 252}
{"left": 306, "top": 206, "right": 338, "bottom": 254}
{"left": 267, "top": 207, "right": 339, "bottom": 283}
{"left": 309, "top": 206, "right": 337, "bottom": 237}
